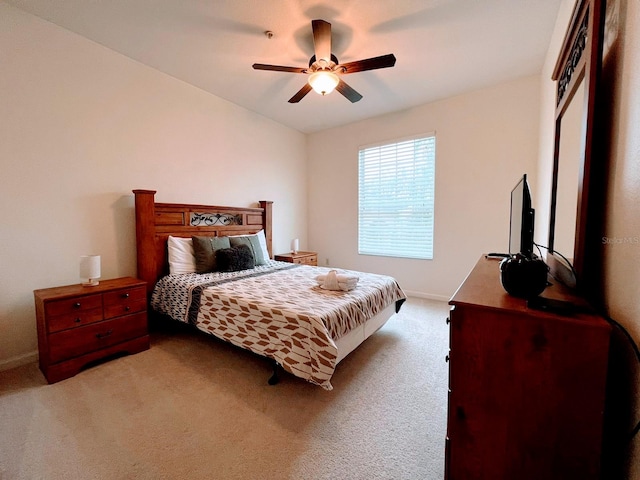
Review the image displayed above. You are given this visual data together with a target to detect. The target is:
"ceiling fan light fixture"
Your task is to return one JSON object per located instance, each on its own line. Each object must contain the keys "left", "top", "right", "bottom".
{"left": 253, "top": 19, "right": 395, "bottom": 103}
{"left": 308, "top": 71, "right": 339, "bottom": 96}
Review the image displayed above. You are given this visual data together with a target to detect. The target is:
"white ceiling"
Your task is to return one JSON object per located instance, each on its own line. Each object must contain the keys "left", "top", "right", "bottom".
{"left": 7, "top": 0, "right": 562, "bottom": 134}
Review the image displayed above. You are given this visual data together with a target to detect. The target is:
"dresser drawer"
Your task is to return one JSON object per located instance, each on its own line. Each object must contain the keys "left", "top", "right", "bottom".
{"left": 45, "top": 294, "right": 104, "bottom": 333}
{"left": 103, "top": 286, "right": 147, "bottom": 319}
{"left": 47, "top": 312, "right": 148, "bottom": 363}
{"left": 45, "top": 294, "right": 103, "bottom": 317}
{"left": 292, "top": 254, "right": 317, "bottom": 265}
{"left": 301, "top": 254, "right": 317, "bottom": 265}
{"left": 47, "top": 307, "right": 104, "bottom": 334}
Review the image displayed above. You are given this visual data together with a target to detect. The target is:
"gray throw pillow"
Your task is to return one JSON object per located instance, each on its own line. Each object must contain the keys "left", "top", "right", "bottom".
{"left": 192, "top": 236, "right": 231, "bottom": 273}
{"left": 229, "top": 235, "right": 266, "bottom": 266}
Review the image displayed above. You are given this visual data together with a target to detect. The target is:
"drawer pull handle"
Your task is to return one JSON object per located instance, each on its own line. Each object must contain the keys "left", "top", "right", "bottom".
{"left": 96, "top": 330, "right": 113, "bottom": 339}
{"left": 75, "top": 318, "right": 81, "bottom": 323}
{"left": 73, "top": 302, "right": 81, "bottom": 309}
{"left": 121, "top": 293, "right": 130, "bottom": 299}
{"left": 445, "top": 317, "right": 450, "bottom": 324}
{"left": 445, "top": 355, "right": 450, "bottom": 363}
{"left": 124, "top": 306, "right": 130, "bottom": 312}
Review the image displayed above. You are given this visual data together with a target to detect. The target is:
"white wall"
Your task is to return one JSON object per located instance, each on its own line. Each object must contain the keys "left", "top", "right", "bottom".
{"left": 601, "top": 0, "right": 640, "bottom": 329}
{"left": 307, "top": 76, "right": 541, "bottom": 299}
{"left": 600, "top": 2, "right": 640, "bottom": 473}
{"left": 0, "top": 3, "right": 307, "bottom": 369}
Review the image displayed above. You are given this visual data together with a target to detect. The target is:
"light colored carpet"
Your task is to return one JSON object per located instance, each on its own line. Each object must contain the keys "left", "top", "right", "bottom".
{"left": 0, "top": 297, "right": 450, "bottom": 480}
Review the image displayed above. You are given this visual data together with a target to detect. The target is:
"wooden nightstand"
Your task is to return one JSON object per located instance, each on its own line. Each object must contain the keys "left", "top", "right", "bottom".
{"left": 34, "top": 277, "right": 149, "bottom": 383}
{"left": 274, "top": 251, "right": 318, "bottom": 266}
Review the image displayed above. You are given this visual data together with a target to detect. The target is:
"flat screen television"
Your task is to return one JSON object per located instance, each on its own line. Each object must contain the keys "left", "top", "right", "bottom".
{"left": 509, "top": 174, "right": 535, "bottom": 259}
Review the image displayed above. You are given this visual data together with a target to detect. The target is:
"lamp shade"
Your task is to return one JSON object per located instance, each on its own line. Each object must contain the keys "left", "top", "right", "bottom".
{"left": 80, "top": 255, "right": 101, "bottom": 286}
{"left": 308, "top": 71, "right": 339, "bottom": 95}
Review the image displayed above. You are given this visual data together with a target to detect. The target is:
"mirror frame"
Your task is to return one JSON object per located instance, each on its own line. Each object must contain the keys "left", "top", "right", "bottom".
{"left": 548, "top": 0, "right": 605, "bottom": 292}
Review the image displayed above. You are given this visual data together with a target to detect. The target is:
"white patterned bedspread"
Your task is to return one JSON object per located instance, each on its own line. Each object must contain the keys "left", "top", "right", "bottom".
{"left": 151, "top": 261, "right": 406, "bottom": 390}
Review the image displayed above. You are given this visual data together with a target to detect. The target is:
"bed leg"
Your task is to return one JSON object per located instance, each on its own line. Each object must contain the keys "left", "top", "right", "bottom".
{"left": 268, "top": 360, "right": 281, "bottom": 386}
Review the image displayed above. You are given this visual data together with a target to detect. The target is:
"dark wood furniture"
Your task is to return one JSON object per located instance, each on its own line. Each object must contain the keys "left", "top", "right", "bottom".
{"left": 274, "top": 251, "right": 318, "bottom": 266}
{"left": 34, "top": 277, "right": 149, "bottom": 383}
{"left": 133, "top": 189, "right": 272, "bottom": 294}
{"left": 445, "top": 256, "right": 610, "bottom": 479}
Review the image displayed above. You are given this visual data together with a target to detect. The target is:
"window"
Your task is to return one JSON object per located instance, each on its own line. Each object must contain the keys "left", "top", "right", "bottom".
{"left": 358, "top": 134, "right": 436, "bottom": 260}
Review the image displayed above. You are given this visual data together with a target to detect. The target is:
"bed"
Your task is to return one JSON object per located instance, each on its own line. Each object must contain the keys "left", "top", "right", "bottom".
{"left": 133, "top": 190, "right": 406, "bottom": 390}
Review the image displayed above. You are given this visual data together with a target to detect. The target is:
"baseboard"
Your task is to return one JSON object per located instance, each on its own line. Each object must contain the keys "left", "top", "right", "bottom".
{"left": 0, "top": 350, "right": 38, "bottom": 372}
{"left": 404, "top": 290, "right": 450, "bottom": 302}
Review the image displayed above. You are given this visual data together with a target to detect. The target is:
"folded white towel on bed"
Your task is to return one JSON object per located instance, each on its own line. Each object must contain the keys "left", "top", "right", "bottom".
{"left": 316, "top": 270, "right": 359, "bottom": 291}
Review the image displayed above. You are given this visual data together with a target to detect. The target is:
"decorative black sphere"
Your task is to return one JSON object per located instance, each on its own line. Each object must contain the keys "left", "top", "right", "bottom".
{"left": 500, "top": 254, "right": 549, "bottom": 298}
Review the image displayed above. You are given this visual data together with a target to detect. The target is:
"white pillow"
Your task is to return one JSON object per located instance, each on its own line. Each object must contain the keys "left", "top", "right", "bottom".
{"left": 167, "top": 236, "right": 196, "bottom": 274}
{"left": 255, "top": 229, "right": 271, "bottom": 260}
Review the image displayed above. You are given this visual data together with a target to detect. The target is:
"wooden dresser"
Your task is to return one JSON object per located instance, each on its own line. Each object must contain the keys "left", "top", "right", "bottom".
{"left": 445, "top": 256, "right": 611, "bottom": 480}
{"left": 34, "top": 277, "right": 149, "bottom": 383}
{"left": 274, "top": 251, "right": 318, "bottom": 266}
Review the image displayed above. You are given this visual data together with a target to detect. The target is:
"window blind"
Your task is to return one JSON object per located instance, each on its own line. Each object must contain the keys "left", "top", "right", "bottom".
{"left": 358, "top": 134, "right": 436, "bottom": 260}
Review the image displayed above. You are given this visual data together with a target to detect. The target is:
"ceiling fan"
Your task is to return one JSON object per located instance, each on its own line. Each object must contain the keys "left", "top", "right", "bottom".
{"left": 253, "top": 19, "right": 396, "bottom": 103}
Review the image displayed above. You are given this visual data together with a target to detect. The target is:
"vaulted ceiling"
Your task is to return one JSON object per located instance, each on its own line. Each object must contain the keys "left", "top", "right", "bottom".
{"left": 7, "top": 0, "right": 562, "bottom": 133}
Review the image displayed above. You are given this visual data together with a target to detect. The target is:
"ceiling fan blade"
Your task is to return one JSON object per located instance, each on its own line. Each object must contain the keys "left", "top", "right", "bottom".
{"left": 338, "top": 54, "right": 397, "bottom": 74}
{"left": 253, "top": 63, "right": 308, "bottom": 73}
{"left": 336, "top": 79, "right": 363, "bottom": 103}
{"left": 288, "top": 83, "right": 313, "bottom": 103}
{"left": 312, "top": 19, "right": 332, "bottom": 64}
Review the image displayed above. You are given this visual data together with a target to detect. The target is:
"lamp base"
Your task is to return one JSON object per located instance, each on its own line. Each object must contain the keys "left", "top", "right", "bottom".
{"left": 82, "top": 279, "right": 100, "bottom": 287}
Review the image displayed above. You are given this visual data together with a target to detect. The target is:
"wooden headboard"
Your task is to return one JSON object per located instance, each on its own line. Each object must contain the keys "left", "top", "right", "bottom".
{"left": 133, "top": 189, "right": 273, "bottom": 293}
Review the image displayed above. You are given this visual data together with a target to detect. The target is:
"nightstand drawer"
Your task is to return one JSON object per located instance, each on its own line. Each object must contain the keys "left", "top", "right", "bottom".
{"left": 295, "top": 254, "right": 317, "bottom": 265}
{"left": 275, "top": 251, "right": 318, "bottom": 266}
{"left": 45, "top": 294, "right": 103, "bottom": 317}
{"left": 103, "top": 286, "right": 147, "bottom": 319}
{"left": 48, "top": 312, "right": 148, "bottom": 363}
{"left": 47, "top": 307, "right": 104, "bottom": 333}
